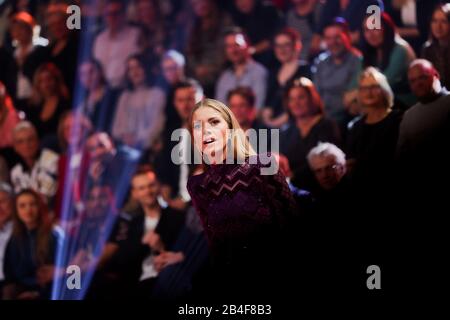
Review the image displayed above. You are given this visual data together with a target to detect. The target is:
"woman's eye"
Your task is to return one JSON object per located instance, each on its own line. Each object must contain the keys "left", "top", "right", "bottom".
{"left": 211, "top": 119, "right": 220, "bottom": 125}
{"left": 193, "top": 122, "right": 201, "bottom": 130}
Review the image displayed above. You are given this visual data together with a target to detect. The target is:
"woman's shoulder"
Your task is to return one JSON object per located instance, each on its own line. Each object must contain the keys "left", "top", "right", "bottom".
{"left": 187, "top": 154, "right": 278, "bottom": 190}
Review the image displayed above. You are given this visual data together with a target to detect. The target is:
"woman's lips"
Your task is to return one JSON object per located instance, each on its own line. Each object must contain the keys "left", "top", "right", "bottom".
{"left": 202, "top": 137, "right": 216, "bottom": 151}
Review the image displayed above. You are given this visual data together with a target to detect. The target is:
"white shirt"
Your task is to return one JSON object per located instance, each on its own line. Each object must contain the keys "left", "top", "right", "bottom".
{"left": 112, "top": 86, "right": 166, "bottom": 148}
{"left": 178, "top": 129, "right": 191, "bottom": 202}
{"left": 93, "top": 25, "right": 141, "bottom": 88}
{"left": 10, "top": 149, "right": 59, "bottom": 199}
{"left": 140, "top": 214, "right": 160, "bottom": 281}
{"left": 0, "top": 220, "right": 13, "bottom": 281}
{"left": 14, "top": 44, "right": 35, "bottom": 99}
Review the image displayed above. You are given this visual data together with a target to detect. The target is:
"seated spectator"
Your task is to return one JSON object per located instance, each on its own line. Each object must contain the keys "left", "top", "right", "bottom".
{"left": 54, "top": 111, "right": 93, "bottom": 219}
{"left": 385, "top": 0, "right": 440, "bottom": 54}
{"left": 155, "top": 80, "right": 204, "bottom": 210}
{"left": 84, "top": 132, "right": 141, "bottom": 209}
{"left": 346, "top": 67, "right": 402, "bottom": 204}
{"left": 421, "top": 3, "right": 450, "bottom": 90}
{"left": 285, "top": 0, "right": 324, "bottom": 61}
{"left": 263, "top": 28, "right": 311, "bottom": 128}
{"left": 76, "top": 59, "right": 119, "bottom": 133}
{"left": 3, "top": 189, "right": 59, "bottom": 300}
{"left": 397, "top": 59, "right": 450, "bottom": 201}
{"left": 228, "top": 0, "right": 282, "bottom": 63}
{"left": 24, "top": 63, "right": 70, "bottom": 142}
{"left": 104, "top": 169, "right": 186, "bottom": 299}
{"left": 10, "top": 121, "right": 59, "bottom": 205}
{"left": 8, "top": 12, "right": 46, "bottom": 107}
{"left": 93, "top": 0, "right": 141, "bottom": 88}
{"left": 313, "top": 18, "right": 362, "bottom": 133}
{"left": 318, "top": 0, "right": 383, "bottom": 44}
{"left": 279, "top": 77, "right": 341, "bottom": 189}
{"left": 360, "top": 12, "right": 416, "bottom": 108}
{"left": 215, "top": 28, "right": 268, "bottom": 109}
{"left": 0, "top": 183, "right": 14, "bottom": 297}
{"left": 0, "top": 82, "right": 20, "bottom": 150}
{"left": 159, "top": 50, "right": 201, "bottom": 134}
{"left": 65, "top": 183, "right": 118, "bottom": 300}
{"left": 227, "top": 86, "right": 270, "bottom": 151}
{"left": 112, "top": 54, "right": 166, "bottom": 150}
{"left": 395, "top": 59, "right": 450, "bottom": 286}
{"left": 307, "top": 142, "right": 349, "bottom": 207}
{"left": 134, "top": 0, "right": 168, "bottom": 80}
{"left": 43, "top": 3, "right": 79, "bottom": 92}
{"left": 186, "top": 0, "right": 233, "bottom": 96}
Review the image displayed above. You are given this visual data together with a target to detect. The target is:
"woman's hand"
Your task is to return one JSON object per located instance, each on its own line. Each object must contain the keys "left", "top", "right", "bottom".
{"left": 154, "top": 252, "right": 184, "bottom": 272}
{"left": 142, "top": 231, "right": 165, "bottom": 253}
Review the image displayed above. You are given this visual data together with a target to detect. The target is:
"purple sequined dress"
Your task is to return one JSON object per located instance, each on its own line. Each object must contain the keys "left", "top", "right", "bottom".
{"left": 187, "top": 155, "right": 297, "bottom": 297}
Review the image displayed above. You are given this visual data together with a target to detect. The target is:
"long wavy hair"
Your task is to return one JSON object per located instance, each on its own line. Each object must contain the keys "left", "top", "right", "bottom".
{"left": 13, "top": 189, "right": 53, "bottom": 265}
{"left": 188, "top": 98, "right": 256, "bottom": 165}
{"left": 361, "top": 12, "right": 397, "bottom": 70}
{"left": 29, "top": 63, "right": 69, "bottom": 106}
{"left": 429, "top": 3, "right": 450, "bottom": 44}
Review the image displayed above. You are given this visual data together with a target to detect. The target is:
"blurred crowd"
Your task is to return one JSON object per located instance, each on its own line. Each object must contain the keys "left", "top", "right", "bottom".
{"left": 0, "top": 0, "right": 449, "bottom": 300}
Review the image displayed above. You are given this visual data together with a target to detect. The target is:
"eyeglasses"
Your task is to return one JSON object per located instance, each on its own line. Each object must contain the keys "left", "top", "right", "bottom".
{"left": 312, "top": 164, "right": 339, "bottom": 175}
{"left": 359, "top": 85, "right": 381, "bottom": 92}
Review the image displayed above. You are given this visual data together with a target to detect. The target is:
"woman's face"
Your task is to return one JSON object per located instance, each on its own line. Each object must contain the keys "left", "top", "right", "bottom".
{"left": 79, "top": 62, "right": 101, "bottom": 90}
{"left": 192, "top": 107, "right": 229, "bottom": 164}
{"left": 274, "top": 34, "right": 297, "bottom": 64}
{"left": 431, "top": 9, "right": 450, "bottom": 41}
{"left": 16, "top": 193, "right": 40, "bottom": 230}
{"left": 363, "top": 20, "right": 384, "bottom": 48}
{"left": 127, "top": 58, "right": 146, "bottom": 87}
{"left": 358, "top": 75, "right": 384, "bottom": 108}
{"left": 287, "top": 87, "right": 312, "bottom": 118}
{"left": 38, "top": 70, "right": 57, "bottom": 97}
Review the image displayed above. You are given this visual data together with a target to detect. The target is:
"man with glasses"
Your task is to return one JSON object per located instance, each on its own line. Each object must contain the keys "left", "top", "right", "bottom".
{"left": 307, "top": 141, "right": 347, "bottom": 197}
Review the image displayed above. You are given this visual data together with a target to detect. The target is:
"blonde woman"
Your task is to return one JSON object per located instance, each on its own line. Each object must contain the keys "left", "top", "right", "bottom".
{"left": 346, "top": 67, "right": 403, "bottom": 203}
{"left": 186, "top": 98, "right": 297, "bottom": 300}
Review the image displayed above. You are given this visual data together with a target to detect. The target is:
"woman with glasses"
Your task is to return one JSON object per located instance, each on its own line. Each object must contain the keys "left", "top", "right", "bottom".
{"left": 346, "top": 67, "right": 403, "bottom": 204}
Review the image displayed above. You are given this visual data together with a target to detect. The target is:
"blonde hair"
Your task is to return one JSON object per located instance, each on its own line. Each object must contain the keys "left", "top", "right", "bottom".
{"left": 359, "top": 67, "right": 394, "bottom": 109}
{"left": 188, "top": 98, "right": 256, "bottom": 164}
